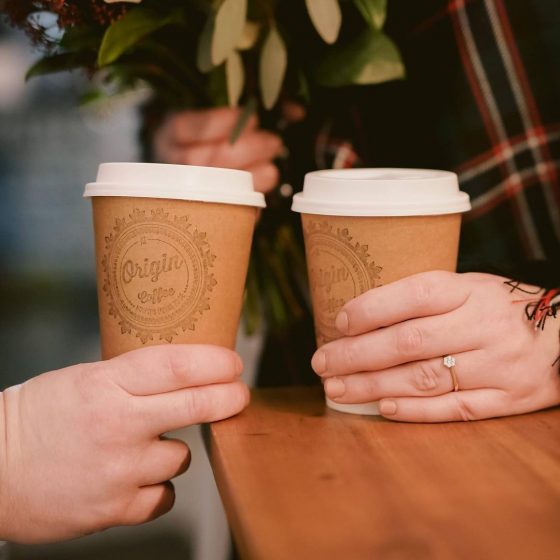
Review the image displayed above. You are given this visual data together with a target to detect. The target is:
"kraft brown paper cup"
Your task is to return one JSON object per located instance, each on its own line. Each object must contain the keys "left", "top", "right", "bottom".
{"left": 292, "top": 169, "right": 471, "bottom": 415}
{"left": 85, "top": 163, "right": 265, "bottom": 359}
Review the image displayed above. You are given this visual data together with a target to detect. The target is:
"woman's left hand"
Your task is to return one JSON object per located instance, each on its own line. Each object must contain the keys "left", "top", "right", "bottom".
{"left": 311, "top": 271, "right": 560, "bottom": 422}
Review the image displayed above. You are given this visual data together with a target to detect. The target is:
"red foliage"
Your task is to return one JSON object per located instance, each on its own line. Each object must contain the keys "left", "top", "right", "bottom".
{"left": 2, "top": 1, "right": 128, "bottom": 45}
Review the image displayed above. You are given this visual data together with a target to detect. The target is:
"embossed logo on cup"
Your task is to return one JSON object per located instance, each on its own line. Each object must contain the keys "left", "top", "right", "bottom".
{"left": 306, "top": 221, "right": 382, "bottom": 345}
{"left": 102, "top": 208, "right": 216, "bottom": 343}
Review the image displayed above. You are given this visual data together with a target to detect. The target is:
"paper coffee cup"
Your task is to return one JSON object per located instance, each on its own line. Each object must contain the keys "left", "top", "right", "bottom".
{"left": 85, "top": 163, "right": 265, "bottom": 359}
{"left": 292, "top": 168, "right": 471, "bottom": 415}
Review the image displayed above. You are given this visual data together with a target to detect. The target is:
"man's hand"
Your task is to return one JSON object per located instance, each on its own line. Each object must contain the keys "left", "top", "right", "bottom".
{"left": 312, "top": 271, "right": 560, "bottom": 422}
{"left": 153, "top": 107, "right": 283, "bottom": 194}
{"left": 0, "top": 345, "right": 249, "bottom": 543}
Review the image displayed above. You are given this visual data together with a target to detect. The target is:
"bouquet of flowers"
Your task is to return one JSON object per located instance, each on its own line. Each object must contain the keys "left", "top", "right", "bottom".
{"left": 2, "top": 0, "right": 403, "bottom": 127}
{"left": 2, "top": 0, "right": 404, "bottom": 335}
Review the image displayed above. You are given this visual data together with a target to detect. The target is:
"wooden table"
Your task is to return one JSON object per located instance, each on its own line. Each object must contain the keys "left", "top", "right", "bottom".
{"left": 205, "top": 386, "right": 560, "bottom": 560}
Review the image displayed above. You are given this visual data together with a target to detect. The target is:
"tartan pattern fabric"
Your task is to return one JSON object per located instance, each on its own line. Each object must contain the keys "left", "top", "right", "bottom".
{"left": 313, "top": 0, "right": 560, "bottom": 275}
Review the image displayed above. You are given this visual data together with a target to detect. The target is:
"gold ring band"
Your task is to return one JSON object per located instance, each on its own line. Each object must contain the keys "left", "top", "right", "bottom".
{"left": 443, "top": 355, "right": 459, "bottom": 392}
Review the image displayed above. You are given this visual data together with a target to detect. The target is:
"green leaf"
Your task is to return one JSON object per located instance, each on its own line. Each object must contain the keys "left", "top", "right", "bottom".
{"left": 211, "top": 0, "right": 247, "bottom": 65}
{"left": 197, "top": 14, "right": 215, "bottom": 72}
{"left": 354, "top": 0, "right": 387, "bottom": 29}
{"left": 259, "top": 26, "right": 287, "bottom": 110}
{"left": 98, "top": 8, "right": 176, "bottom": 67}
{"left": 25, "top": 52, "right": 93, "bottom": 80}
{"left": 208, "top": 64, "right": 229, "bottom": 106}
{"left": 226, "top": 50, "right": 244, "bottom": 107}
{"left": 79, "top": 89, "right": 106, "bottom": 106}
{"left": 316, "top": 28, "right": 405, "bottom": 87}
{"left": 230, "top": 97, "right": 257, "bottom": 144}
{"left": 305, "top": 0, "right": 342, "bottom": 44}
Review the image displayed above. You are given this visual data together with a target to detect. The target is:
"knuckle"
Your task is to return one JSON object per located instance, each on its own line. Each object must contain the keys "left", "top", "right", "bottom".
{"left": 411, "top": 275, "right": 435, "bottom": 307}
{"left": 341, "top": 343, "right": 359, "bottom": 372}
{"left": 352, "top": 291, "right": 376, "bottom": 326}
{"left": 183, "top": 389, "right": 209, "bottom": 422}
{"left": 97, "top": 498, "right": 131, "bottom": 528}
{"left": 455, "top": 395, "right": 477, "bottom": 421}
{"left": 395, "top": 324, "right": 424, "bottom": 356}
{"left": 98, "top": 458, "right": 132, "bottom": 499}
{"left": 168, "top": 351, "right": 191, "bottom": 388}
{"left": 362, "top": 375, "right": 381, "bottom": 399}
{"left": 413, "top": 361, "right": 440, "bottom": 392}
{"left": 409, "top": 271, "right": 452, "bottom": 306}
{"left": 74, "top": 362, "right": 124, "bottom": 440}
{"left": 85, "top": 399, "right": 132, "bottom": 447}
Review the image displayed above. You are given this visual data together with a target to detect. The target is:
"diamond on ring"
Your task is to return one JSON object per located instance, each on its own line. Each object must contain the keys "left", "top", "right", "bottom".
{"left": 443, "top": 355, "right": 456, "bottom": 368}
{"left": 442, "top": 355, "right": 459, "bottom": 391}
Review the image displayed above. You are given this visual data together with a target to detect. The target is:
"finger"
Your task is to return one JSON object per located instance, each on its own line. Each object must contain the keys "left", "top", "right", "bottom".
{"left": 109, "top": 345, "right": 243, "bottom": 396}
{"left": 177, "top": 130, "right": 283, "bottom": 169}
{"left": 138, "top": 380, "right": 249, "bottom": 434}
{"left": 313, "top": 310, "right": 480, "bottom": 377}
{"left": 324, "top": 350, "right": 488, "bottom": 403}
{"left": 336, "top": 271, "right": 470, "bottom": 336}
{"left": 248, "top": 162, "right": 280, "bottom": 193}
{"left": 281, "top": 101, "right": 307, "bottom": 123}
{"left": 377, "top": 388, "right": 510, "bottom": 423}
{"left": 138, "top": 438, "right": 191, "bottom": 486}
{"left": 123, "top": 482, "right": 175, "bottom": 525}
{"left": 162, "top": 108, "right": 258, "bottom": 144}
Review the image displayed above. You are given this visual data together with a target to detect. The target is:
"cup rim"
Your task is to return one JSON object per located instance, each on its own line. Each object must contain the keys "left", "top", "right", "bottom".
{"left": 84, "top": 162, "right": 266, "bottom": 208}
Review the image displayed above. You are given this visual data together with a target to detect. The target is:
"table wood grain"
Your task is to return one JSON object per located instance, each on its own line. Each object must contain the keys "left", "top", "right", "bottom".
{"left": 206, "top": 386, "right": 560, "bottom": 560}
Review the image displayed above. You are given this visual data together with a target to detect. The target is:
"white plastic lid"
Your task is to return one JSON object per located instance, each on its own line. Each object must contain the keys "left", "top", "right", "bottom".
{"left": 292, "top": 168, "right": 471, "bottom": 216}
{"left": 84, "top": 162, "right": 266, "bottom": 208}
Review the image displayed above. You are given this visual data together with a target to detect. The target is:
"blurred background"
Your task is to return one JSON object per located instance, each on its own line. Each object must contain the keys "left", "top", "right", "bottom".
{"left": 0, "top": 22, "right": 255, "bottom": 560}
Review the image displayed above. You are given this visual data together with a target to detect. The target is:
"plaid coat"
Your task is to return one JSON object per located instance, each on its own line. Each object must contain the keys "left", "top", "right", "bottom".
{"left": 305, "top": 0, "right": 560, "bottom": 284}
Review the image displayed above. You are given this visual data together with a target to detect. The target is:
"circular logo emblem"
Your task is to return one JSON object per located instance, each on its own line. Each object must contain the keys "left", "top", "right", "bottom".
{"left": 102, "top": 208, "right": 216, "bottom": 344}
{"left": 306, "top": 222, "right": 382, "bottom": 344}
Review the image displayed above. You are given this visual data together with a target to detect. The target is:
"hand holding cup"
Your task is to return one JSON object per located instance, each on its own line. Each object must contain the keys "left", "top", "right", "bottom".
{"left": 0, "top": 345, "right": 249, "bottom": 543}
{"left": 292, "top": 168, "right": 471, "bottom": 415}
{"left": 313, "top": 271, "right": 560, "bottom": 422}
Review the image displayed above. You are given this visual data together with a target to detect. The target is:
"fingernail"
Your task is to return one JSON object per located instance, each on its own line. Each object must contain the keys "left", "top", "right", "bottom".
{"left": 335, "top": 311, "right": 349, "bottom": 334}
{"left": 235, "top": 355, "right": 244, "bottom": 375}
{"left": 311, "top": 350, "right": 326, "bottom": 375}
{"left": 325, "top": 377, "right": 346, "bottom": 399}
{"left": 379, "top": 400, "right": 397, "bottom": 416}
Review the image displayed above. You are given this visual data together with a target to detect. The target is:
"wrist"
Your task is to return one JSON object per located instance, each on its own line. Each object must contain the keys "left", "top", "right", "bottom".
{"left": 0, "top": 385, "right": 21, "bottom": 542}
{"left": 0, "top": 391, "right": 8, "bottom": 539}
